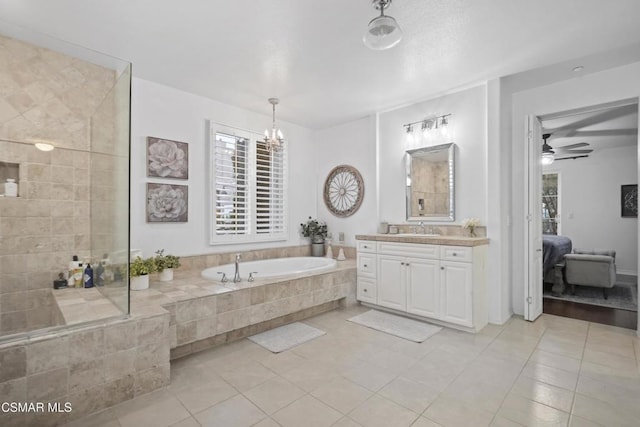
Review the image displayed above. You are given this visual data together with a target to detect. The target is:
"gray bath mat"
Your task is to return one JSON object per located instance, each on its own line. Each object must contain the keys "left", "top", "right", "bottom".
{"left": 248, "top": 322, "right": 326, "bottom": 353}
{"left": 348, "top": 310, "right": 442, "bottom": 342}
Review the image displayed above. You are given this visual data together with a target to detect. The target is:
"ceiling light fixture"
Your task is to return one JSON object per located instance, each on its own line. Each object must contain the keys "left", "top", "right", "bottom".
{"left": 404, "top": 114, "right": 452, "bottom": 138}
{"left": 541, "top": 133, "right": 554, "bottom": 165}
{"left": 264, "top": 98, "right": 284, "bottom": 152}
{"left": 363, "top": 0, "right": 403, "bottom": 51}
{"left": 34, "top": 142, "right": 55, "bottom": 151}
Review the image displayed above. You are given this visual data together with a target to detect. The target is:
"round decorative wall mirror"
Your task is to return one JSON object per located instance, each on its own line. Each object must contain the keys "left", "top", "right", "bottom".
{"left": 323, "top": 165, "right": 364, "bottom": 217}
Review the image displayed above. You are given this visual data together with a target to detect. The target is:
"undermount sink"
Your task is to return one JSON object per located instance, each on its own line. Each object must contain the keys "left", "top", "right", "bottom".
{"left": 392, "top": 233, "right": 441, "bottom": 237}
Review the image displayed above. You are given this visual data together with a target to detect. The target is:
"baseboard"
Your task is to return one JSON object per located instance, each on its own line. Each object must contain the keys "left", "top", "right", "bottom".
{"left": 617, "top": 272, "right": 637, "bottom": 283}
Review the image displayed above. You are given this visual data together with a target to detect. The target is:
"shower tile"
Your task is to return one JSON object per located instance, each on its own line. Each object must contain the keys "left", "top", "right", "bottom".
{"left": 26, "top": 335, "right": 68, "bottom": 374}
{"left": 104, "top": 322, "right": 137, "bottom": 353}
{"left": 0, "top": 346, "right": 27, "bottom": 382}
{"left": 137, "top": 316, "right": 168, "bottom": 346}
{"left": 69, "top": 358, "right": 105, "bottom": 394}
{"left": 105, "top": 349, "right": 136, "bottom": 382}
{"left": 26, "top": 366, "right": 68, "bottom": 401}
{"left": 134, "top": 363, "right": 170, "bottom": 396}
{"left": 69, "top": 328, "right": 103, "bottom": 363}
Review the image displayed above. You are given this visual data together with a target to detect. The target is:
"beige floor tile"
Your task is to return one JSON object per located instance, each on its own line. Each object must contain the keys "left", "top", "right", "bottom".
{"left": 579, "top": 360, "right": 640, "bottom": 387}
{"left": 63, "top": 408, "right": 119, "bottom": 427}
{"left": 169, "top": 417, "right": 201, "bottom": 427}
{"left": 252, "top": 417, "right": 282, "bottom": 427}
{"left": 310, "top": 376, "right": 372, "bottom": 414}
{"left": 349, "top": 395, "right": 419, "bottom": 427}
{"left": 510, "top": 376, "right": 574, "bottom": 413}
{"left": 172, "top": 378, "right": 238, "bottom": 414}
{"left": 410, "top": 416, "right": 443, "bottom": 427}
{"left": 332, "top": 417, "right": 363, "bottom": 427}
{"left": 423, "top": 397, "right": 494, "bottom": 427}
{"left": 116, "top": 393, "right": 191, "bottom": 427}
{"left": 496, "top": 394, "right": 570, "bottom": 426}
{"left": 455, "top": 356, "right": 522, "bottom": 391}
{"left": 218, "top": 360, "right": 277, "bottom": 392}
{"left": 490, "top": 415, "right": 525, "bottom": 426}
{"left": 585, "top": 340, "right": 635, "bottom": 360}
{"left": 272, "top": 395, "right": 342, "bottom": 427}
{"left": 522, "top": 361, "right": 579, "bottom": 391}
{"left": 568, "top": 414, "right": 604, "bottom": 427}
{"left": 362, "top": 346, "right": 420, "bottom": 374}
{"left": 340, "top": 360, "right": 397, "bottom": 391}
{"left": 256, "top": 350, "right": 308, "bottom": 375}
{"left": 281, "top": 360, "right": 341, "bottom": 392}
{"left": 572, "top": 393, "right": 640, "bottom": 427}
{"left": 582, "top": 348, "right": 637, "bottom": 371}
{"left": 576, "top": 375, "right": 640, "bottom": 418}
{"left": 244, "top": 376, "right": 306, "bottom": 415}
{"left": 440, "top": 376, "right": 510, "bottom": 413}
{"left": 529, "top": 349, "right": 581, "bottom": 374}
{"left": 378, "top": 376, "right": 440, "bottom": 413}
{"left": 536, "top": 335, "right": 585, "bottom": 360}
{"left": 502, "top": 317, "right": 547, "bottom": 338}
{"left": 194, "top": 394, "right": 266, "bottom": 427}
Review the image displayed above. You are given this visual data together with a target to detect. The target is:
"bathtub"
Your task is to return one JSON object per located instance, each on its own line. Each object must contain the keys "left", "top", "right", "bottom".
{"left": 201, "top": 256, "right": 337, "bottom": 281}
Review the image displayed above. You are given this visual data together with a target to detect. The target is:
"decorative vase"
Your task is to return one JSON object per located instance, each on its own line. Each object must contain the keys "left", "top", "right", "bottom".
{"left": 159, "top": 268, "right": 173, "bottom": 282}
{"left": 311, "top": 242, "right": 325, "bottom": 257}
{"left": 130, "top": 274, "right": 149, "bottom": 291}
{"left": 466, "top": 227, "right": 477, "bottom": 237}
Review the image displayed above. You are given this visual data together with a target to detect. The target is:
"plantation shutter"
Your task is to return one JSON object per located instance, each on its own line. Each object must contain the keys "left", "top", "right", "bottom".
{"left": 213, "top": 132, "right": 250, "bottom": 237}
{"left": 210, "top": 124, "right": 288, "bottom": 244}
{"left": 256, "top": 141, "right": 287, "bottom": 236}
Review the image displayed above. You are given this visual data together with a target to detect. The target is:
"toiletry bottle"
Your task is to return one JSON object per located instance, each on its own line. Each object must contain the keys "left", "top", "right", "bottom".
{"left": 84, "top": 263, "right": 94, "bottom": 288}
{"left": 101, "top": 253, "right": 113, "bottom": 283}
{"left": 69, "top": 255, "right": 83, "bottom": 287}
{"left": 96, "top": 262, "right": 104, "bottom": 286}
{"left": 4, "top": 179, "right": 17, "bottom": 197}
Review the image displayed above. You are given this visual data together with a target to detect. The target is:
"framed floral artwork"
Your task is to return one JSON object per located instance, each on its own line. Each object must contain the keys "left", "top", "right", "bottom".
{"left": 146, "top": 137, "right": 189, "bottom": 179}
{"left": 146, "top": 183, "right": 188, "bottom": 223}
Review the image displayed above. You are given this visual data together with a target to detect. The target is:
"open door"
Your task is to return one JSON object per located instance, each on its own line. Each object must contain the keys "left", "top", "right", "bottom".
{"left": 524, "top": 115, "right": 543, "bottom": 321}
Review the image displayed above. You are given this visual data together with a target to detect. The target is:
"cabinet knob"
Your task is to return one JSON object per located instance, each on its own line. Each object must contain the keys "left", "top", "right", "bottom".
{"left": 363, "top": 245, "right": 369, "bottom": 249}
{"left": 401, "top": 262, "right": 405, "bottom": 266}
{"left": 440, "top": 266, "right": 444, "bottom": 270}
{"left": 406, "top": 263, "right": 410, "bottom": 266}
{"left": 363, "top": 289, "right": 368, "bottom": 292}
{"left": 364, "top": 264, "right": 368, "bottom": 267}
{"left": 453, "top": 253, "right": 457, "bottom": 256}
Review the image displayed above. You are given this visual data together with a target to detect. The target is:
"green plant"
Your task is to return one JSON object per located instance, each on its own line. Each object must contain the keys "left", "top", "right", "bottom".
{"left": 154, "top": 249, "right": 181, "bottom": 271}
{"left": 300, "top": 217, "right": 328, "bottom": 243}
{"left": 129, "top": 256, "right": 156, "bottom": 277}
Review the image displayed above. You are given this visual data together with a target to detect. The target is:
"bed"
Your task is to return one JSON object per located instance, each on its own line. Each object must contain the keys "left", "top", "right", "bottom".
{"left": 542, "top": 234, "right": 572, "bottom": 283}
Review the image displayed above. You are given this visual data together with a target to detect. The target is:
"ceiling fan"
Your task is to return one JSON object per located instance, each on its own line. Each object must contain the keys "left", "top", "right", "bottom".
{"left": 541, "top": 133, "right": 593, "bottom": 165}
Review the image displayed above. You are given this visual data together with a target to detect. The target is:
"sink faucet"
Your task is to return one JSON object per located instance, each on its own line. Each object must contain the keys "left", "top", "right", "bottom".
{"left": 418, "top": 221, "right": 426, "bottom": 234}
{"left": 233, "top": 253, "right": 241, "bottom": 282}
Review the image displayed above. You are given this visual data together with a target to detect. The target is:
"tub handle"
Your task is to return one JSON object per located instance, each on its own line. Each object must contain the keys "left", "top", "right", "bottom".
{"left": 248, "top": 272, "right": 258, "bottom": 282}
{"left": 217, "top": 272, "right": 228, "bottom": 282}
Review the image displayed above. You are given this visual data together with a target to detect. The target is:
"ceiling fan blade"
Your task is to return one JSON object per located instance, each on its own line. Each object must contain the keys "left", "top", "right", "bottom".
{"left": 558, "top": 142, "right": 589, "bottom": 149}
{"left": 555, "top": 155, "right": 589, "bottom": 161}
{"left": 555, "top": 149, "right": 593, "bottom": 154}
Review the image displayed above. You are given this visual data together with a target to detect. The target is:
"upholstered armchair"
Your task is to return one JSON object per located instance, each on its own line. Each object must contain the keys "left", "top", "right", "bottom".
{"left": 564, "top": 249, "right": 616, "bottom": 299}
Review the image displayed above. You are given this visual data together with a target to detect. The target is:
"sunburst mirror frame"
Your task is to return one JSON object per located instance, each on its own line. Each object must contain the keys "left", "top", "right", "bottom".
{"left": 323, "top": 165, "right": 365, "bottom": 218}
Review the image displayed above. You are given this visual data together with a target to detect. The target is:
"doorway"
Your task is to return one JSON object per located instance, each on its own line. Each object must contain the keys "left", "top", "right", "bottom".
{"left": 525, "top": 99, "right": 639, "bottom": 329}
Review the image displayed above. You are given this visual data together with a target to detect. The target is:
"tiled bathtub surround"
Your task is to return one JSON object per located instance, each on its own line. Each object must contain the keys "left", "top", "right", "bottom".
{"left": 0, "top": 310, "right": 170, "bottom": 427}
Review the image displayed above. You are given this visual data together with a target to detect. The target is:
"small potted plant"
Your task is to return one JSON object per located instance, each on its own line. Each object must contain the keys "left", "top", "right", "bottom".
{"left": 154, "top": 249, "right": 181, "bottom": 282}
{"left": 300, "top": 217, "right": 328, "bottom": 257}
{"left": 462, "top": 218, "right": 481, "bottom": 237}
{"left": 129, "top": 256, "right": 156, "bottom": 290}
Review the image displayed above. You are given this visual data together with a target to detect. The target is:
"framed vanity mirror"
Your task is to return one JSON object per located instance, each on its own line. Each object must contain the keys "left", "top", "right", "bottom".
{"left": 405, "top": 142, "right": 455, "bottom": 222}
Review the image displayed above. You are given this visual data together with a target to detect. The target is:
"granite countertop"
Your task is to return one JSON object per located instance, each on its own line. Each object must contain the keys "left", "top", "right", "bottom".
{"left": 355, "top": 234, "right": 489, "bottom": 247}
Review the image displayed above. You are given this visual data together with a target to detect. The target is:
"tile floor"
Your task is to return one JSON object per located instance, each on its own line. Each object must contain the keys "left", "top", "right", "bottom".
{"left": 65, "top": 305, "right": 640, "bottom": 427}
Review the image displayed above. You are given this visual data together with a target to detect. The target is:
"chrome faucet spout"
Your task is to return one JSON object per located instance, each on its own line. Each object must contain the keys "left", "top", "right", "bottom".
{"left": 234, "top": 253, "right": 241, "bottom": 282}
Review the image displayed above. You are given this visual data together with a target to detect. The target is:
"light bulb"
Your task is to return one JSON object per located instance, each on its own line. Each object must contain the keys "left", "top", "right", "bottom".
{"left": 541, "top": 152, "right": 555, "bottom": 165}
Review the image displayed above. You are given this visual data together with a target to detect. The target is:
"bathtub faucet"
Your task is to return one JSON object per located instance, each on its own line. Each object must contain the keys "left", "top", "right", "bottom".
{"left": 234, "top": 253, "right": 242, "bottom": 282}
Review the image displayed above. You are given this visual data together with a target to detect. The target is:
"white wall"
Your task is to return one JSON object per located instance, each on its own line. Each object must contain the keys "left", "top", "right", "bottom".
{"left": 131, "top": 78, "right": 317, "bottom": 257}
{"left": 510, "top": 62, "right": 640, "bottom": 315}
{"left": 314, "top": 116, "right": 377, "bottom": 247}
{"left": 543, "top": 145, "right": 638, "bottom": 275}
{"left": 378, "top": 85, "right": 488, "bottom": 226}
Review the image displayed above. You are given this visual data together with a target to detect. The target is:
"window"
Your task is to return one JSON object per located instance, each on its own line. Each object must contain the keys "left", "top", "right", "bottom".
{"left": 542, "top": 172, "right": 560, "bottom": 235}
{"left": 209, "top": 124, "right": 287, "bottom": 244}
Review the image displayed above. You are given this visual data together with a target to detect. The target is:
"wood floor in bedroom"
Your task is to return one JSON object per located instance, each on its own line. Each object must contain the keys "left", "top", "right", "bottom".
{"left": 543, "top": 298, "right": 638, "bottom": 330}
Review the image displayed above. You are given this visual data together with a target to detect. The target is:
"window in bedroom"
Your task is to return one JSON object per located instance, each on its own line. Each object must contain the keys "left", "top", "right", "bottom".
{"left": 209, "top": 124, "right": 287, "bottom": 244}
{"left": 542, "top": 172, "right": 560, "bottom": 235}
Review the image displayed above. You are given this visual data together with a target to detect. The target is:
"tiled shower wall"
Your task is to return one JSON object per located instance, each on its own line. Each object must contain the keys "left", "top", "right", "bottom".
{"left": 0, "top": 34, "right": 117, "bottom": 336}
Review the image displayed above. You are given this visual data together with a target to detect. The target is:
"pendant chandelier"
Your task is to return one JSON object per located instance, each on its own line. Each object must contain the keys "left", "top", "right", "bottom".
{"left": 264, "top": 98, "right": 284, "bottom": 152}
{"left": 363, "top": 0, "right": 403, "bottom": 50}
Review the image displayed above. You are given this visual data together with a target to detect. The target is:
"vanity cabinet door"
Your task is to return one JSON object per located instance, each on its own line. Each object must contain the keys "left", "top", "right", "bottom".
{"left": 440, "top": 260, "right": 473, "bottom": 327}
{"left": 406, "top": 257, "right": 440, "bottom": 319}
{"left": 377, "top": 254, "right": 406, "bottom": 311}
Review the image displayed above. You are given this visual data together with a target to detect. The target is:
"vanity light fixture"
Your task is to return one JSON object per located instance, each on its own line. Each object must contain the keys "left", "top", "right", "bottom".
{"left": 363, "top": 0, "right": 403, "bottom": 50}
{"left": 404, "top": 114, "right": 452, "bottom": 138}
{"left": 264, "top": 98, "right": 284, "bottom": 152}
